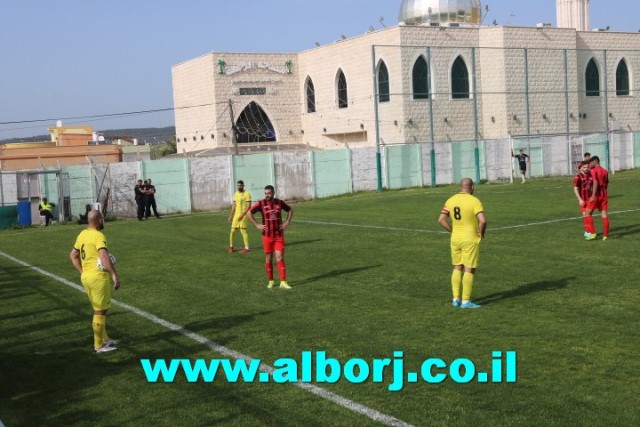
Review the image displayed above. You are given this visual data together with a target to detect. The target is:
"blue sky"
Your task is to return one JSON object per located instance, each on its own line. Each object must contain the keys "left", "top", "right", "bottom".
{"left": 0, "top": 0, "right": 636, "bottom": 139}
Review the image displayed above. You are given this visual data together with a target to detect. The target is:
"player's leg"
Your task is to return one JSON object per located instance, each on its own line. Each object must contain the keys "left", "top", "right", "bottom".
{"left": 460, "top": 241, "right": 481, "bottom": 309}
{"left": 229, "top": 226, "right": 237, "bottom": 252}
{"left": 450, "top": 240, "right": 463, "bottom": 306}
{"left": 601, "top": 205, "right": 609, "bottom": 240}
{"left": 274, "top": 238, "right": 290, "bottom": 289}
{"left": 263, "top": 237, "right": 275, "bottom": 288}
{"left": 86, "top": 276, "right": 117, "bottom": 353}
{"left": 239, "top": 219, "right": 250, "bottom": 253}
{"left": 584, "top": 204, "right": 597, "bottom": 239}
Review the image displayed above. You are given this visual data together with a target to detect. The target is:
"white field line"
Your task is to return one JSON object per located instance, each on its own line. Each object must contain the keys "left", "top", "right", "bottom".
{"left": 298, "top": 208, "right": 640, "bottom": 234}
{"left": 0, "top": 250, "right": 414, "bottom": 427}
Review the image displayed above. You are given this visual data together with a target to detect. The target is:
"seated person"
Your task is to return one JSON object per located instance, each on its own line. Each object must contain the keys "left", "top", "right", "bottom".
{"left": 38, "top": 197, "right": 56, "bottom": 226}
{"left": 78, "top": 204, "right": 91, "bottom": 225}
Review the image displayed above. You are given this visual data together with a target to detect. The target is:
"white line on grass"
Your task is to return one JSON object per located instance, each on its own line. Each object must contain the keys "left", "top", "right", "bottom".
{"left": 298, "top": 208, "right": 640, "bottom": 235}
{"left": 298, "top": 220, "right": 448, "bottom": 234}
{"left": 0, "top": 250, "right": 414, "bottom": 427}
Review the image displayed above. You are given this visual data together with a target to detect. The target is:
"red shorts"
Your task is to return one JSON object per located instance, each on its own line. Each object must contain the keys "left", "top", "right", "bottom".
{"left": 587, "top": 197, "right": 608, "bottom": 212}
{"left": 262, "top": 236, "right": 285, "bottom": 254}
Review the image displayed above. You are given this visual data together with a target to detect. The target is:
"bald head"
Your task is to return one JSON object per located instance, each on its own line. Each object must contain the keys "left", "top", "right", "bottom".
{"left": 87, "top": 210, "right": 103, "bottom": 226}
{"left": 460, "top": 178, "right": 474, "bottom": 194}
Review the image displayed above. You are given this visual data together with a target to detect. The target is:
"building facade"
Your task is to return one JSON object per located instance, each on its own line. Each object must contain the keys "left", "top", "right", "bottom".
{"left": 172, "top": 0, "right": 640, "bottom": 154}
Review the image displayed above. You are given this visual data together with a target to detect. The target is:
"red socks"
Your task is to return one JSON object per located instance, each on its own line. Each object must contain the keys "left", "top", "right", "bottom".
{"left": 265, "top": 263, "right": 274, "bottom": 281}
{"left": 277, "top": 261, "right": 287, "bottom": 281}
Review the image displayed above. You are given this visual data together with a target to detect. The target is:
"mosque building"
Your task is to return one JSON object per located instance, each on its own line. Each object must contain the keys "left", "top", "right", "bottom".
{"left": 172, "top": 0, "right": 640, "bottom": 155}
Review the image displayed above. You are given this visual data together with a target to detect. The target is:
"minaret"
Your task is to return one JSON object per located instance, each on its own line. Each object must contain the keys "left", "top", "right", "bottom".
{"left": 557, "top": 0, "right": 590, "bottom": 31}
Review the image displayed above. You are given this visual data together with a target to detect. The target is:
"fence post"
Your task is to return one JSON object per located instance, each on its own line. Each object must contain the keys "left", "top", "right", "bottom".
{"left": 371, "top": 45, "right": 383, "bottom": 192}
{"left": 427, "top": 46, "right": 437, "bottom": 187}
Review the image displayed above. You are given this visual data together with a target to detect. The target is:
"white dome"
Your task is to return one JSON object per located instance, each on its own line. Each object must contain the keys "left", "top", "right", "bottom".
{"left": 399, "top": 0, "right": 482, "bottom": 26}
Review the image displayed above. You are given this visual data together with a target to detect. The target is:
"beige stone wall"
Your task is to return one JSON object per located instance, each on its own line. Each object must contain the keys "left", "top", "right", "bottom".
{"left": 298, "top": 28, "right": 402, "bottom": 149}
{"left": 172, "top": 53, "right": 218, "bottom": 153}
{"left": 577, "top": 32, "right": 640, "bottom": 133}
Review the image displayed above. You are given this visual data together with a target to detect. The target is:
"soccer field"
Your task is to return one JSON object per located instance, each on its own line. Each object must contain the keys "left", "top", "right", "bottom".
{"left": 1, "top": 171, "right": 639, "bottom": 426}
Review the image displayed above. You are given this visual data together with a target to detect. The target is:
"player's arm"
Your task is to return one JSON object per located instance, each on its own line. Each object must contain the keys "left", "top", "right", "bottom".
{"left": 228, "top": 202, "right": 236, "bottom": 223}
{"left": 590, "top": 175, "right": 599, "bottom": 202}
{"left": 69, "top": 248, "right": 83, "bottom": 274}
{"left": 573, "top": 185, "right": 583, "bottom": 205}
{"left": 281, "top": 206, "right": 294, "bottom": 230}
{"left": 438, "top": 211, "right": 452, "bottom": 233}
{"left": 237, "top": 196, "right": 252, "bottom": 221}
{"left": 246, "top": 204, "right": 265, "bottom": 231}
{"left": 526, "top": 154, "right": 530, "bottom": 163}
{"left": 98, "top": 248, "right": 120, "bottom": 290}
{"left": 477, "top": 212, "right": 487, "bottom": 239}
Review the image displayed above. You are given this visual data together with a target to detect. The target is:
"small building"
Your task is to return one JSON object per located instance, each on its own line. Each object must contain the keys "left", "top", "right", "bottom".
{"left": 0, "top": 125, "right": 122, "bottom": 171}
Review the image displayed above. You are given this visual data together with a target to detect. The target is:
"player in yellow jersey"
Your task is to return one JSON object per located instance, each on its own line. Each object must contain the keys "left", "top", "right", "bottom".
{"left": 70, "top": 210, "right": 121, "bottom": 353}
{"left": 228, "top": 180, "right": 252, "bottom": 254}
{"left": 438, "top": 178, "right": 487, "bottom": 309}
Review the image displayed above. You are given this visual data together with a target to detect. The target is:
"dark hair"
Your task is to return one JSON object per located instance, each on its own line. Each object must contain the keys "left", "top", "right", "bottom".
{"left": 590, "top": 156, "right": 600, "bottom": 163}
{"left": 580, "top": 160, "right": 590, "bottom": 167}
{"left": 237, "top": 180, "right": 244, "bottom": 185}
{"left": 584, "top": 152, "right": 591, "bottom": 157}
{"left": 264, "top": 185, "right": 275, "bottom": 192}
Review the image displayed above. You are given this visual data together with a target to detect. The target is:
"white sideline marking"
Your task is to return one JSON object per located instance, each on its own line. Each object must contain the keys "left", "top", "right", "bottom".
{"left": 0, "top": 251, "right": 414, "bottom": 427}
{"left": 298, "top": 220, "right": 448, "bottom": 234}
{"left": 299, "top": 208, "right": 640, "bottom": 235}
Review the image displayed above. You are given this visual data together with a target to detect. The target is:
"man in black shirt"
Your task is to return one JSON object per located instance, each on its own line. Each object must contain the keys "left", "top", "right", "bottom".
{"left": 144, "top": 178, "right": 161, "bottom": 219}
{"left": 134, "top": 179, "right": 145, "bottom": 221}
{"left": 512, "top": 149, "right": 530, "bottom": 183}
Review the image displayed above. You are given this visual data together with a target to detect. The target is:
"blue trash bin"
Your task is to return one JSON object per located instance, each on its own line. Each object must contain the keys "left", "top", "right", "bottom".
{"left": 17, "top": 201, "right": 32, "bottom": 226}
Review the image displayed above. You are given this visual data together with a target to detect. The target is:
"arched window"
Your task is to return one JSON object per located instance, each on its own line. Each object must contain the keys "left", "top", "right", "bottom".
{"left": 305, "top": 77, "right": 316, "bottom": 113}
{"left": 451, "top": 56, "right": 469, "bottom": 99}
{"left": 616, "top": 59, "right": 630, "bottom": 96}
{"left": 412, "top": 56, "right": 429, "bottom": 100}
{"left": 235, "top": 102, "right": 276, "bottom": 143}
{"left": 378, "top": 61, "right": 390, "bottom": 103}
{"left": 337, "top": 70, "right": 348, "bottom": 108}
{"left": 585, "top": 58, "right": 600, "bottom": 97}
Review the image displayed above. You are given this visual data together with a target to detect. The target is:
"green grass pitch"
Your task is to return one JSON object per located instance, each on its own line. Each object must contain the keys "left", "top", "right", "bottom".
{"left": 1, "top": 170, "right": 639, "bottom": 426}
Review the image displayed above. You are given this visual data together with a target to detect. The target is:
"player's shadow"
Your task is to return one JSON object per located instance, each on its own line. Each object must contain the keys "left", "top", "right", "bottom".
{"left": 137, "top": 311, "right": 273, "bottom": 349}
{"left": 286, "top": 239, "right": 323, "bottom": 247}
{"left": 609, "top": 224, "right": 640, "bottom": 237}
{"left": 475, "top": 276, "right": 573, "bottom": 306}
{"left": 294, "top": 265, "right": 382, "bottom": 286}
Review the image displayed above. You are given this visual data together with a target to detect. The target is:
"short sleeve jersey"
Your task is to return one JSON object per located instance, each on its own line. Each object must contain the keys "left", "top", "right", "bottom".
{"left": 573, "top": 172, "right": 593, "bottom": 201}
{"left": 74, "top": 229, "right": 108, "bottom": 275}
{"left": 233, "top": 191, "right": 252, "bottom": 218}
{"left": 590, "top": 165, "right": 609, "bottom": 198}
{"left": 250, "top": 198, "right": 291, "bottom": 238}
{"left": 441, "top": 193, "right": 484, "bottom": 240}
{"left": 515, "top": 153, "right": 529, "bottom": 168}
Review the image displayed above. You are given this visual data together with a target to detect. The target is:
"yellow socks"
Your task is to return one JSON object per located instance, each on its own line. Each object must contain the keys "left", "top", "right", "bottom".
{"left": 462, "top": 272, "right": 475, "bottom": 302}
{"left": 240, "top": 228, "right": 250, "bottom": 249}
{"left": 451, "top": 269, "right": 463, "bottom": 300}
{"left": 92, "top": 314, "right": 106, "bottom": 349}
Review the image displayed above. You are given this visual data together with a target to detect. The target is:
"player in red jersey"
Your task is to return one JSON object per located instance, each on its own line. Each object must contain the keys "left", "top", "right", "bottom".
{"left": 246, "top": 185, "right": 294, "bottom": 289}
{"left": 573, "top": 160, "right": 594, "bottom": 237}
{"left": 584, "top": 156, "right": 609, "bottom": 240}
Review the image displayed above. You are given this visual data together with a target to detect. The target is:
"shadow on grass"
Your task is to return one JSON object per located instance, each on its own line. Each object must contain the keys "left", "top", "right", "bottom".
{"left": 475, "top": 276, "right": 573, "bottom": 306}
{"left": 129, "top": 311, "right": 274, "bottom": 359}
{"left": 286, "top": 239, "right": 323, "bottom": 247}
{"left": 294, "top": 265, "right": 382, "bottom": 287}
{"left": 609, "top": 224, "right": 640, "bottom": 238}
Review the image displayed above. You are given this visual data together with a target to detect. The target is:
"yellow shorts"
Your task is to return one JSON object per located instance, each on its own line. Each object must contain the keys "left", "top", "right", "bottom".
{"left": 450, "top": 237, "right": 481, "bottom": 268}
{"left": 231, "top": 217, "right": 248, "bottom": 229}
{"left": 81, "top": 273, "right": 112, "bottom": 311}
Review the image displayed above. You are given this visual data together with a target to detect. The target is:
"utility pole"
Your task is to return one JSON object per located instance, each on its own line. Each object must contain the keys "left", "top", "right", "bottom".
{"left": 228, "top": 99, "right": 238, "bottom": 155}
